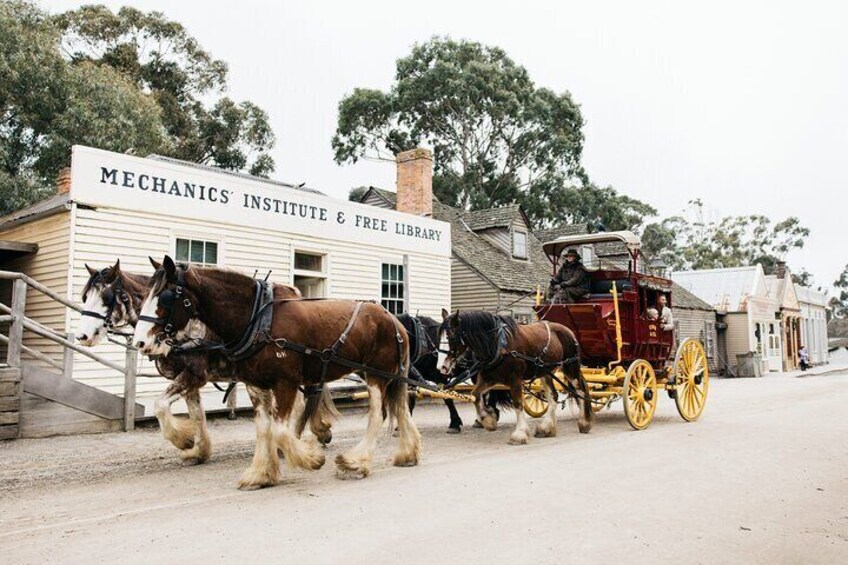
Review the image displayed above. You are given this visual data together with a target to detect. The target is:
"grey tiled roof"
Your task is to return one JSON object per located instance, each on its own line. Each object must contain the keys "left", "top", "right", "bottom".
{"left": 363, "top": 188, "right": 551, "bottom": 294}
{"left": 671, "top": 281, "right": 715, "bottom": 311}
{"left": 461, "top": 205, "right": 525, "bottom": 231}
{"left": 535, "top": 224, "right": 588, "bottom": 244}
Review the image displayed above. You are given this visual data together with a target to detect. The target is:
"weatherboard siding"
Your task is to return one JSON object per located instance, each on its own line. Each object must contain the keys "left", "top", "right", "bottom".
{"left": 451, "top": 259, "right": 498, "bottom": 312}
{"left": 0, "top": 212, "right": 71, "bottom": 369}
{"left": 724, "top": 313, "right": 751, "bottom": 368}
{"left": 68, "top": 206, "right": 450, "bottom": 405}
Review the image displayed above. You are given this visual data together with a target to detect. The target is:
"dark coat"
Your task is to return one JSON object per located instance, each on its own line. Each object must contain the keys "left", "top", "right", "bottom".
{"left": 552, "top": 260, "right": 590, "bottom": 295}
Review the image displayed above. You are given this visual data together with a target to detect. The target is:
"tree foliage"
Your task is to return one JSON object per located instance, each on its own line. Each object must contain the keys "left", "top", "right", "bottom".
{"left": 54, "top": 4, "right": 274, "bottom": 176}
{"left": 334, "top": 37, "right": 623, "bottom": 227}
{"left": 832, "top": 264, "right": 848, "bottom": 319}
{"left": 0, "top": 1, "right": 274, "bottom": 216}
{"left": 642, "top": 200, "right": 810, "bottom": 273}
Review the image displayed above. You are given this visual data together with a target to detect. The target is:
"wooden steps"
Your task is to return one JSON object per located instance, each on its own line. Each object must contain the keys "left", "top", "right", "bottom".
{"left": 0, "top": 366, "right": 21, "bottom": 439}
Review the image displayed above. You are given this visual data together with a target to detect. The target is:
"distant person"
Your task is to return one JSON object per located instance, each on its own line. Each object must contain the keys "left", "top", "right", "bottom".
{"left": 550, "top": 248, "right": 590, "bottom": 304}
{"left": 799, "top": 346, "right": 809, "bottom": 371}
{"left": 657, "top": 294, "right": 674, "bottom": 332}
{"left": 646, "top": 307, "right": 659, "bottom": 321}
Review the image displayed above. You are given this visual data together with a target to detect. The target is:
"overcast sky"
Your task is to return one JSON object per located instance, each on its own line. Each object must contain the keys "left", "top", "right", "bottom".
{"left": 43, "top": 0, "right": 848, "bottom": 290}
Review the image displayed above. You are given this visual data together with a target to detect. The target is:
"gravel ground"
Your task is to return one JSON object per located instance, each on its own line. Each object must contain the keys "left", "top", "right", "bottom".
{"left": 0, "top": 369, "right": 846, "bottom": 564}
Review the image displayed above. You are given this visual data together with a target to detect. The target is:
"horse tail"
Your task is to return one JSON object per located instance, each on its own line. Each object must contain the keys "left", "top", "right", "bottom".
{"left": 385, "top": 315, "right": 411, "bottom": 421}
{"left": 486, "top": 388, "right": 516, "bottom": 412}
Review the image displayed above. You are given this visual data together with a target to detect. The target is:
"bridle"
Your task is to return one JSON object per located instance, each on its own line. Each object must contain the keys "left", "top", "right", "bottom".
{"left": 138, "top": 268, "right": 197, "bottom": 345}
{"left": 81, "top": 271, "right": 133, "bottom": 330}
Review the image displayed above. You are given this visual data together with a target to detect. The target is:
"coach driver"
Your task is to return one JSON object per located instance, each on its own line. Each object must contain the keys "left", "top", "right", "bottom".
{"left": 550, "top": 248, "right": 591, "bottom": 304}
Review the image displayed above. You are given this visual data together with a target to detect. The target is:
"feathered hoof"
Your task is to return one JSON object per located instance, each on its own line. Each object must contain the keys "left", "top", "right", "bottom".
{"left": 508, "top": 433, "right": 529, "bottom": 445}
{"left": 287, "top": 442, "right": 326, "bottom": 471}
{"left": 335, "top": 454, "right": 370, "bottom": 480}
{"left": 446, "top": 426, "right": 461, "bottom": 434}
{"left": 237, "top": 466, "right": 280, "bottom": 490}
{"left": 578, "top": 420, "right": 593, "bottom": 434}
{"left": 534, "top": 425, "right": 556, "bottom": 438}
{"left": 180, "top": 447, "right": 211, "bottom": 465}
{"left": 393, "top": 448, "right": 420, "bottom": 468}
{"left": 480, "top": 415, "right": 498, "bottom": 431}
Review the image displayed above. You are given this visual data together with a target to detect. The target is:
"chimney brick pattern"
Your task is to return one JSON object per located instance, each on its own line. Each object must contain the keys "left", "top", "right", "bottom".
{"left": 396, "top": 148, "right": 433, "bottom": 217}
{"left": 57, "top": 167, "right": 71, "bottom": 195}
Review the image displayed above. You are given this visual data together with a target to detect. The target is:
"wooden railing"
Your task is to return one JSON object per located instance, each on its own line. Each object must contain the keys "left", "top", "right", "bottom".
{"left": 0, "top": 270, "right": 139, "bottom": 431}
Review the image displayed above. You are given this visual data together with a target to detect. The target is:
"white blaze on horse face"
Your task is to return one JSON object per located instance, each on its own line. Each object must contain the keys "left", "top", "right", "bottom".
{"left": 437, "top": 330, "right": 452, "bottom": 375}
{"left": 133, "top": 294, "right": 167, "bottom": 355}
{"left": 76, "top": 290, "right": 109, "bottom": 346}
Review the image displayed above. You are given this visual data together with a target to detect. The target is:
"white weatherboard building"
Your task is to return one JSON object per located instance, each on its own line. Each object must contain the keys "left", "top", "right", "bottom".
{"left": 673, "top": 266, "right": 782, "bottom": 373}
{"left": 0, "top": 146, "right": 451, "bottom": 414}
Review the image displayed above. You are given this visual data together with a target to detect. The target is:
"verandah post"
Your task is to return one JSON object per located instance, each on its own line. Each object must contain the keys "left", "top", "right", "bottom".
{"left": 7, "top": 279, "right": 27, "bottom": 368}
{"left": 123, "top": 346, "right": 137, "bottom": 431}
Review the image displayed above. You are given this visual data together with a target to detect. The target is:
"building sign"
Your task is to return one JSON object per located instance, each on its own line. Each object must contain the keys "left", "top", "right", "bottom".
{"left": 69, "top": 146, "right": 450, "bottom": 256}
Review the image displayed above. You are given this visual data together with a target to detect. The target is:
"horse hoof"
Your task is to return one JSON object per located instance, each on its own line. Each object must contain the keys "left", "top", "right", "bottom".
{"left": 335, "top": 454, "right": 370, "bottom": 480}
{"left": 509, "top": 434, "right": 529, "bottom": 445}
{"left": 480, "top": 416, "right": 498, "bottom": 431}
{"left": 446, "top": 427, "right": 461, "bottom": 434}
{"left": 237, "top": 472, "right": 279, "bottom": 491}
{"left": 393, "top": 453, "right": 419, "bottom": 467}
{"left": 534, "top": 427, "right": 556, "bottom": 438}
{"left": 317, "top": 430, "right": 332, "bottom": 445}
{"left": 472, "top": 419, "right": 483, "bottom": 428}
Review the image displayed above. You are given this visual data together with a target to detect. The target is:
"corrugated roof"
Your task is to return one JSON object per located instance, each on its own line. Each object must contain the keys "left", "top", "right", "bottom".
{"left": 673, "top": 266, "right": 762, "bottom": 312}
{"left": 147, "top": 155, "right": 325, "bottom": 195}
{"left": 0, "top": 193, "right": 70, "bottom": 231}
{"left": 795, "top": 284, "right": 828, "bottom": 307}
{"left": 671, "top": 281, "right": 715, "bottom": 311}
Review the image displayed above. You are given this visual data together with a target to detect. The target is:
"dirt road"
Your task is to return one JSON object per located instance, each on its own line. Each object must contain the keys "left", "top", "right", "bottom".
{"left": 1, "top": 371, "right": 846, "bottom": 564}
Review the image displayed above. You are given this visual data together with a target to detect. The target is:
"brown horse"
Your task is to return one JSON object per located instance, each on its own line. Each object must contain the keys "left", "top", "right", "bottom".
{"left": 133, "top": 256, "right": 420, "bottom": 489}
{"left": 77, "top": 260, "right": 334, "bottom": 465}
{"left": 438, "top": 309, "right": 593, "bottom": 444}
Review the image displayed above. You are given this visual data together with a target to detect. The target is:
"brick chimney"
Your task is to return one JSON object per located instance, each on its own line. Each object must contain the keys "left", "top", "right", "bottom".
{"left": 776, "top": 260, "right": 787, "bottom": 279}
{"left": 396, "top": 148, "right": 433, "bottom": 217}
{"left": 57, "top": 167, "right": 72, "bottom": 194}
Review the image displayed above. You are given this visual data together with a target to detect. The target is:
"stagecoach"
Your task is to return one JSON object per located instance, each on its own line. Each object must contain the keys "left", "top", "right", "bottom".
{"left": 523, "top": 231, "right": 710, "bottom": 430}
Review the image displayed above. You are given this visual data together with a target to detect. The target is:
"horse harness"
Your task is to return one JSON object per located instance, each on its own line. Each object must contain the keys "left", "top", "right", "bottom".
{"left": 445, "top": 319, "right": 587, "bottom": 401}
{"left": 145, "top": 268, "right": 437, "bottom": 396}
{"left": 81, "top": 270, "right": 135, "bottom": 330}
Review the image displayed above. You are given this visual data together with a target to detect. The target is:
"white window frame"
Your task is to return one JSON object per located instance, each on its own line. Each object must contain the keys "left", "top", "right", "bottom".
{"left": 512, "top": 229, "right": 528, "bottom": 260}
{"left": 380, "top": 258, "right": 407, "bottom": 315}
{"left": 170, "top": 232, "right": 224, "bottom": 267}
{"left": 291, "top": 246, "right": 329, "bottom": 298}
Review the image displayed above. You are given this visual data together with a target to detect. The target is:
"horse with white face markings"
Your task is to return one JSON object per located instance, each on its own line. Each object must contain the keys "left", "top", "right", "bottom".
{"left": 134, "top": 256, "right": 420, "bottom": 489}
{"left": 438, "top": 309, "right": 593, "bottom": 444}
{"left": 77, "top": 259, "right": 333, "bottom": 465}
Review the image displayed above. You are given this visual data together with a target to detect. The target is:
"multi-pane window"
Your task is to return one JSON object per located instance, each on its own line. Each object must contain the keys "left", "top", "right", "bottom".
{"left": 513, "top": 231, "right": 527, "bottom": 259}
{"left": 293, "top": 251, "right": 326, "bottom": 298}
{"left": 381, "top": 263, "right": 405, "bottom": 314}
{"left": 175, "top": 237, "right": 218, "bottom": 266}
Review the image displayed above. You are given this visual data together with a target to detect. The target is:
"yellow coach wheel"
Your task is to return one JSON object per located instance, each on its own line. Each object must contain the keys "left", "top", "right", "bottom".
{"left": 672, "top": 338, "right": 710, "bottom": 421}
{"left": 523, "top": 391, "right": 548, "bottom": 418}
{"left": 623, "top": 360, "right": 657, "bottom": 430}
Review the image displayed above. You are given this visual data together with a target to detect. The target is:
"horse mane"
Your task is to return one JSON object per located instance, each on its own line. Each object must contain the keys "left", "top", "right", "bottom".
{"left": 458, "top": 311, "right": 517, "bottom": 361}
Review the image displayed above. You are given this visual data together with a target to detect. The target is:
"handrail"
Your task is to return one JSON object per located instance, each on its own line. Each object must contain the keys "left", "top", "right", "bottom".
{"left": 0, "top": 333, "right": 64, "bottom": 370}
{"left": 1, "top": 269, "right": 141, "bottom": 431}
{"left": 0, "top": 270, "right": 83, "bottom": 313}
